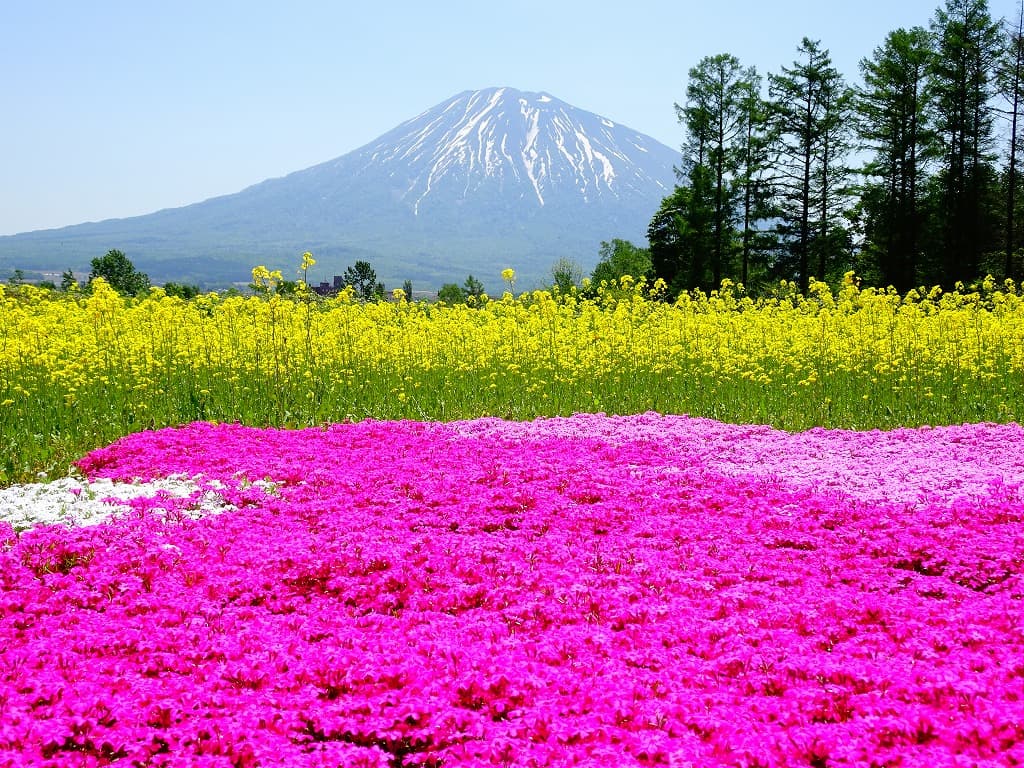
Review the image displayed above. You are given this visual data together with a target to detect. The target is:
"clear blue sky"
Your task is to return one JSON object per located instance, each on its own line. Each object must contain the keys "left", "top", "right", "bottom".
{"left": 1, "top": 0, "right": 1017, "bottom": 235}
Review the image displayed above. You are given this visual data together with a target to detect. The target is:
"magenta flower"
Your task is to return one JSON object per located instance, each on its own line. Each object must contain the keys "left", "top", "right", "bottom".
{"left": 0, "top": 414, "right": 1022, "bottom": 765}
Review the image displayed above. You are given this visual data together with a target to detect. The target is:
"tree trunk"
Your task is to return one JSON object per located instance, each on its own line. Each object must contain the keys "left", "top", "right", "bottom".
{"left": 1008, "top": 5, "right": 1023, "bottom": 279}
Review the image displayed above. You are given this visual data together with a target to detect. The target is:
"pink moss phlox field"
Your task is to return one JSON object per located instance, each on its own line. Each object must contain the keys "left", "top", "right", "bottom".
{"left": 1, "top": 414, "right": 1023, "bottom": 767}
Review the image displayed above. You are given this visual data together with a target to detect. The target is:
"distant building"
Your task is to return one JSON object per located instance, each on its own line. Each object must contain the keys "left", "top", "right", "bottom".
{"left": 310, "top": 276, "right": 437, "bottom": 301}
{"left": 313, "top": 276, "right": 346, "bottom": 296}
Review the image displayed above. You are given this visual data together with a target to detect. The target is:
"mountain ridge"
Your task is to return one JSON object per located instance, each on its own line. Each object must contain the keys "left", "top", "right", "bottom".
{"left": 0, "top": 87, "right": 679, "bottom": 290}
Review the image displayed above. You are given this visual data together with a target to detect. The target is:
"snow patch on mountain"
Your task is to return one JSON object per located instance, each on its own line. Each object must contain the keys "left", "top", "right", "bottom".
{"left": 359, "top": 87, "right": 677, "bottom": 216}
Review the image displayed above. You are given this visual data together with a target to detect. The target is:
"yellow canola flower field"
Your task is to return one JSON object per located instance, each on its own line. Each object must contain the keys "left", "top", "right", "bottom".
{"left": 2, "top": 273, "right": 1023, "bottom": 484}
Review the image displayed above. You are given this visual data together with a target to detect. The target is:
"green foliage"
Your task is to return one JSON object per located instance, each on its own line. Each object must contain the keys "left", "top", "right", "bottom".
{"left": 735, "top": 70, "right": 775, "bottom": 287}
{"left": 550, "top": 258, "right": 583, "bottom": 293}
{"left": 650, "top": 53, "right": 777, "bottom": 294}
{"left": 675, "top": 54, "right": 757, "bottom": 287}
{"left": 463, "top": 275, "right": 485, "bottom": 299}
{"left": 998, "top": 4, "right": 1024, "bottom": 280}
{"left": 60, "top": 270, "right": 77, "bottom": 292}
{"left": 342, "top": 260, "right": 384, "bottom": 301}
{"left": 929, "top": 0, "right": 1003, "bottom": 285}
{"left": 648, "top": 183, "right": 716, "bottom": 294}
{"left": 89, "top": 249, "right": 150, "bottom": 296}
{"left": 857, "top": 26, "right": 936, "bottom": 292}
{"left": 163, "top": 282, "right": 201, "bottom": 299}
{"left": 592, "top": 240, "right": 652, "bottom": 288}
{"left": 768, "top": 38, "right": 855, "bottom": 290}
{"left": 437, "top": 283, "right": 467, "bottom": 303}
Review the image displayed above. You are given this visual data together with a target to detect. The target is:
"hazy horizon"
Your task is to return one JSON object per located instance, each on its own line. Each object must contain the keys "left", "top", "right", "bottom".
{"left": 2, "top": 0, "right": 1014, "bottom": 236}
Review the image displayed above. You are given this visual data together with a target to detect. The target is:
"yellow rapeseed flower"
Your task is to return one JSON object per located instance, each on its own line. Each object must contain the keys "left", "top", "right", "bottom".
{"left": 3, "top": 267, "right": 1024, "bottom": 484}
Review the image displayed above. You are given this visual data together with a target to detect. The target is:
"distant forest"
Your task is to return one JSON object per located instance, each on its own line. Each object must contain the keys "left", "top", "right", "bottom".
{"left": 645, "top": 0, "right": 1024, "bottom": 294}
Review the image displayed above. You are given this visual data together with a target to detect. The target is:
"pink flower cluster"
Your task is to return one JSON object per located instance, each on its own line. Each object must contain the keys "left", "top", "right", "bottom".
{"left": 2, "top": 414, "right": 1023, "bottom": 766}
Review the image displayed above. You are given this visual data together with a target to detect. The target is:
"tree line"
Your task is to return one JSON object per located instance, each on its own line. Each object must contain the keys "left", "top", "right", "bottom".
{"left": 645, "top": 0, "right": 1024, "bottom": 294}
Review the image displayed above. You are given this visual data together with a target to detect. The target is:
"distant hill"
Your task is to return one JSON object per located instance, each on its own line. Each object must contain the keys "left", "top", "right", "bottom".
{"left": 0, "top": 87, "right": 679, "bottom": 291}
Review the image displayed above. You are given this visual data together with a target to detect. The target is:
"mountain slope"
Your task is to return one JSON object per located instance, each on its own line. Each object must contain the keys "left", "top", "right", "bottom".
{"left": 0, "top": 87, "right": 679, "bottom": 290}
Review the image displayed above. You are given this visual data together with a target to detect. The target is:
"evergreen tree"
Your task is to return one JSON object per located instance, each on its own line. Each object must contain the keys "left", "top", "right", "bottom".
{"left": 999, "top": 1, "right": 1024, "bottom": 280}
{"left": 675, "top": 54, "right": 757, "bottom": 287}
{"left": 648, "top": 182, "right": 715, "bottom": 294}
{"left": 929, "top": 0, "right": 1003, "bottom": 285}
{"left": 857, "top": 26, "right": 937, "bottom": 291}
{"left": 648, "top": 188, "right": 688, "bottom": 291}
{"left": 768, "top": 38, "right": 855, "bottom": 289}
{"left": 462, "top": 275, "right": 485, "bottom": 300}
{"left": 735, "top": 71, "right": 776, "bottom": 287}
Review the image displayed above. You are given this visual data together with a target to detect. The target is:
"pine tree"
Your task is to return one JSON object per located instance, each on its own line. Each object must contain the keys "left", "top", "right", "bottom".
{"left": 660, "top": 54, "right": 764, "bottom": 291}
{"left": 648, "top": 186, "right": 708, "bottom": 294}
{"left": 677, "top": 55, "right": 759, "bottom": 287}
{"left": 857, "top": 27, "right": 937, "bottom": 291}
{"left": 462, "top": 275, "right": 485, "bottom": 300}
{"left": 999, "top": 1, "right": 1024, "bottom": 280}
{"left": 929, "top": 0, "right": 1003, "bottom": 285}
{"left": 768, "top": 38, "right": 855, "bottom": 289}
{"left": 735, "top": 72, "right": 775, "bottom": 287}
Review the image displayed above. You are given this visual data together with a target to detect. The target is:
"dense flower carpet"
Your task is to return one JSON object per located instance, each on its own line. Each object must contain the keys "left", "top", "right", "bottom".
{"left": 1, "top": 414, "right": 1023, "bottom": 766}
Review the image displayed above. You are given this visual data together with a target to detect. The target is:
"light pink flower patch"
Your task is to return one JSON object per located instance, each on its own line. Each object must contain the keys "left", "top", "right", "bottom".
{"left": 1, "top": 414, "right": 1023, "bottom": 766}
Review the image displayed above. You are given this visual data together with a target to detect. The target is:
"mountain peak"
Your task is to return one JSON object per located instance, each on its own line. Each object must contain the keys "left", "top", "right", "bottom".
{"left": 356, "top": 86, "right": 675, "bottom": 215}
{"left": 0, "top": 87, "right": 679, "bottom": 289}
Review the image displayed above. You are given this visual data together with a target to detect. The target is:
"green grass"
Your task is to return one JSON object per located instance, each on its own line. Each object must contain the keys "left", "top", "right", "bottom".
{"left": 3, "top": 360, "right": 1018, "bottom": 488}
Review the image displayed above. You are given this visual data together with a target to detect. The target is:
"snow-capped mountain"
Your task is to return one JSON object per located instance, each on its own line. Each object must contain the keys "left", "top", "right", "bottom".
{"left": 0, "top": 87, "right": 679, "bottom": 290}
{"left": 353, "top": 87, "right": 676, "bottom": 213}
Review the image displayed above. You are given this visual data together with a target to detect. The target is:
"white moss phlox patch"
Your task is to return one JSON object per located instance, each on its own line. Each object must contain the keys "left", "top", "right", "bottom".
{"left": 0, "top": 476, "right": 233, "bottom": 531}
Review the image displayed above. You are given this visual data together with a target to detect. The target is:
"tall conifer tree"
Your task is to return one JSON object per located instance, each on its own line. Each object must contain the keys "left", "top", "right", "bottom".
{"left": 999, "top": 1, "right": 1024, "bottom": 280}
{"left": 929, "top": 0, "right": 1002, "bottom": 284}
{"left": 661, "top": 54, "right": 761, "bottom": 291}
{"left": 768, "top": 38, "right": 854, "bottom": 289}
{"left": 735, "top": 73, "right": 775, "bottom": 287}
{"left": 857, "top": 27, "right": 937, "bottom": 290}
